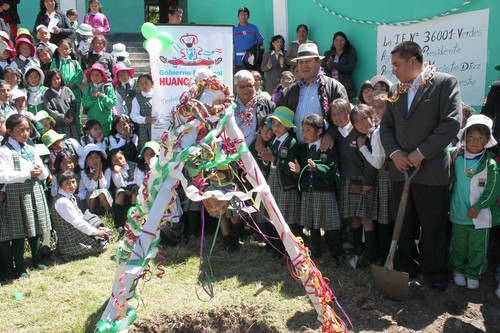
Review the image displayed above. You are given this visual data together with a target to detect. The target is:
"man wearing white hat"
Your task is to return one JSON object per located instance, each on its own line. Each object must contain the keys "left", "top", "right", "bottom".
{"left": 276, "top": 42, "right": 346, "bottom": 145}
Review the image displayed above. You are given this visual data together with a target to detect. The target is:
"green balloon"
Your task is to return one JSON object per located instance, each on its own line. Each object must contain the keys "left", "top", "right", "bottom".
{"left": 143, "top": 40, "right": 147, "bottom": 50}
{"left": 141, "top": 22, "right": 157, "bottom": 39}
{"left": 157, "top": 32, "right": 173, "bottom": 50}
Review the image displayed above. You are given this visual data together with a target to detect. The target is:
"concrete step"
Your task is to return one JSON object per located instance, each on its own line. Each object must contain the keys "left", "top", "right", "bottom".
{"left": 129, "top": 52, "right": 149, "bottom": 61}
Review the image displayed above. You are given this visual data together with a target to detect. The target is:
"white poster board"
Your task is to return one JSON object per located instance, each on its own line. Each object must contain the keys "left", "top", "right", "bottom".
{"left": 150, "top": 25, "right": 233, "bottom": 140}
{"left": 377, "top": 9, "right": 489, "bottom": 105}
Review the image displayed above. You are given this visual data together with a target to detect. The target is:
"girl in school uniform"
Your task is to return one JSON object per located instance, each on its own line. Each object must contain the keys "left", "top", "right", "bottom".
{"left": 257, "top": 106, "right": 301, "bottom": 238}
{"left": 0, "top": 79, "right": 14, "bottom": 117}
{"left": 108, "top": 115, "right": 139, "bottom": 162}
{"left": 83, "top": 0, "right": 110, "bottom": 36}
{"left": 130, "top": 73, "right": 155, "bottom": 150}
{"left": 24, "top": 66, "right": 47, "bottom": 116}
{"left": 80, "top": 119, "right": 109, "bottom": 151}
{"left": 12, "top": 37, "right": 38, "bottom": 74}
{"left": 41, "top": 129, "right": 83, "bottom": 172}
{"left": 43, "top": 68, "right": 80, "bottom": 139}
{"left": 50, "top": 40, "right": 84, "bottom": 133}
{"left": 289, "top": 114, "right": 343, "bottom": 261}
{"left": 134, "top": 140, "right": 160, "bottom": 187}
{"left": 330, "top": 99, "right": 377, "bottom": 268}
{"left": 50, "top": 151, "right": 84, "bottom": 202}
{"left": 80, "top": 144, "right": 113, "bottom": 215}
{"left": 108, "top": 149, "right": 138, "bottom": 228}
{"left": 52, "top": 170, "right": 109, "bottom": 262}
{"left": 0, "top": 114, "right": 51, "bottom": 277}
{"left": 113, "top": 62, "right": 137, "bottom": 116}
{"left": 82, "top": 63, "right": 116, "bottom": 136}
{"left": 351, "top": 103, "right": 395, "bottom": 263}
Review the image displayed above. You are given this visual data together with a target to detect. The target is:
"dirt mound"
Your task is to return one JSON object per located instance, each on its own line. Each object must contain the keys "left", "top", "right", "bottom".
{"left": 133, "top": 305, "right": 280, "bottom": 333}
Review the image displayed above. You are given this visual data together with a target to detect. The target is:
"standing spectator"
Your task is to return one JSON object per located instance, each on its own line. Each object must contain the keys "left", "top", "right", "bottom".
{"left": 380, "top": 41, "right": 462, "bottom": 291}
{"left": 481, "top": 66, "right": 500, "bottom": 155}
{"left": 277, "top": 43, "right": 346, "bottom": 145}
{"left": 167, "top": 5, "right": 183, "bottom": 24}
{"left": 286, "top": 24, "right": 315, "bottom": 75}
{"left": 232, "top": 7, "right": 264, "bottom": 72}
{"left": 261, "top": 35, "right": 288, "bottom": 94}
{"left": 84, "top": 34, "right": 114, "bottom": 81}
{"left": 33, "top": 0, "right": 74, "bottom": 46}
{"left": 83, "top": 0, "right": 110, "bottom": 36}
{"left": 322, "top": 32, "right": 358, "bottom": 101}
{"left": 0, "top": 0, "right": 20, "bottom": 37}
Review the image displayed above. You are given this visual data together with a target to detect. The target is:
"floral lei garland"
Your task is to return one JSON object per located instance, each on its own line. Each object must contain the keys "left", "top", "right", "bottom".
{"left": 387, "top": 65, "right": 436, "bottom": 103}
{"left": 234, "top": 95, "right": 260, "bottom": 127}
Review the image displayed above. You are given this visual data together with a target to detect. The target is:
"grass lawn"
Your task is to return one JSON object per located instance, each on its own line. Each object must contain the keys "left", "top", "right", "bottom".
{"left": 0, "top": 219, "right": 367, "bottom": 333}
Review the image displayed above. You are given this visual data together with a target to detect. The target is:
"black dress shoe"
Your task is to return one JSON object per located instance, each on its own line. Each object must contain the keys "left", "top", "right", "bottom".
{"left": 429, "top": 281, "right": 448, "bottom": 292}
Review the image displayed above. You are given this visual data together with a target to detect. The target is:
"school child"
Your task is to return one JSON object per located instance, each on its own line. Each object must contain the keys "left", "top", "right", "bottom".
{"left": 50, "top": 151, "right": 84, "bottom": 201}
{"left": 449, "top": 115, "right": 500, "bottom": 289}
{"left": 66, "top": 9, "right": 79, "bottom": 52}
{"left": 130, "top": 73, "right": 155, "bottom": 149}
{"left": 35, "top": 25, "right": 57, "bottom": 54}
{"left": 41, "top": 129, "right": 83, "bottom": 172}
{"left": 24, "top": 66, "right": 47, "bottom": 115}
{"left": 3, "top": 66, "right": 22, "bottom": 90}
{"left": 108, "top": 149, "right": 138, "bottom": 228}
{"left": 370, "top": 75, "right": 392, "bottom": 98}
{"left": 330, "top": 99, "right": 377, "bottom": 268}
{"left": 134, "top": 140, "right": 159, "bottom": 189}
{"left": 111, "top": 43, "right": 131, "bottom": 68}
{"left": 43, "top": 68, "right": 80, "bottom": 139}
{"left": 351, "top": 103, "right": 394, "bottom": 263}
{"left": 113, "top": 62, "right": 136, "bottom": 116}
{"left": 0, "top": 114, "right": 51, "bottom": 277}
{"left": 0, "top": 79, "right": 13, "bottom": 117}
{"left": 0, "top": 32, "right": 15, "bottom": 70}
{"left": 108, "top": 115, "right": 139, "bottom": 162}
{"left": 258, "top": 106, "right": 301, "bottom": 236}
{"left": 11, "top": 89, "right": 43, "bottom": 142}
{"left": 34, "top": 110, "right": 55, "bottom": 134}
{"left": 15, "top": 28, "right": 35, "bottom": 45}
{"left": 271, "top": 71, "right": 294, "bottom": 104}
{"left": 36, "top": 45, "right": 53, "bottom": 74}
{"left": 80, "top": 144, "right": 112, "bottom": 215}
{"left": 12, "top": 37, "right": 38, "bottom": 74}
{"left": 81, "top": 119, "right": 108, "bottom": 151}
{"left": 82, "top": 63, "right": 116, "bottom": 136}
{"left": 52, "top": 169, "right": 109, "bottom": 262}
{"left": 250, "top": 115, "right": 275, "bottom": 179}
{"left": 84, "top": 35, "right": 114, "bottom": 80}
{"left": 50, "top": 40, "right": 84, "bottom": 132}
{"left": 83, "top": 0, "right": 110, "bottom": 36}
{"left": 371, "top": 93, "right": 387, "bottom": 121}
{"left": 288, "top": 114, "right": 343, "bottom": 260}
{"left": 357, "top": 81, "right": 374, "bottom": 105}
{"left": 75, "top": 23, "right": 94, "bottom": 69}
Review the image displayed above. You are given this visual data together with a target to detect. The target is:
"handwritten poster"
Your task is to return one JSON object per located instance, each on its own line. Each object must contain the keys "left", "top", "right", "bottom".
{"left": 377, "top": 9, "right": 489, "bottom": 105}
{"left": 150, "top": 25, "right": 233, "bottom": 141}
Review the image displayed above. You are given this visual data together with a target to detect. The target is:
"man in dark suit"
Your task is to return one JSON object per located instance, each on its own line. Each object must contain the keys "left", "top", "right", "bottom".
{"left": 380, "top": 41, "right": 462, "bottom": 291}
{"left": 481, "top": 67, "right": 500, "bottom": 155}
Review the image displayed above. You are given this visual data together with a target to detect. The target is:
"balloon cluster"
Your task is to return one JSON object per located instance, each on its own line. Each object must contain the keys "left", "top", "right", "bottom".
{"left": 141, "top": 22, "right": 173, "bottom": 54}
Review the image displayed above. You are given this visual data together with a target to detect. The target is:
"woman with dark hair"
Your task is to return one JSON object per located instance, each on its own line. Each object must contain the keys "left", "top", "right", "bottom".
{"left": 285, "top": 24, "right": 315, "bottom": 74}
{"left": 261, "top": 34, "right": 288, "bottom": 94}
{"left": 33, "top": 0, "right": 74, "bottom": 46}
{"left": 322, "top": 31, "right": 358, "bottom": 101}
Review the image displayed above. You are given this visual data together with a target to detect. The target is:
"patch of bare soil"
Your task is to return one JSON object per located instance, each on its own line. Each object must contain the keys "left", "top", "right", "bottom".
{"left": 133, "top": 304, "right": 280, "bottom": 333}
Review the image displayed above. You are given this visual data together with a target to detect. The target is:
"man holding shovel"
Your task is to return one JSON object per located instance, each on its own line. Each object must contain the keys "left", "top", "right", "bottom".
{"left": 380, "top": 41, "right": 461, "bottom": 292}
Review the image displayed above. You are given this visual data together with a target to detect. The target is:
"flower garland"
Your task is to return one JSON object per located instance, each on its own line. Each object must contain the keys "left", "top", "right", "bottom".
{"left": 387, "top": 65, "right": 436, "bottom": 103}
{"left": 234, "top": 95, "right": 260, "bottom": 127}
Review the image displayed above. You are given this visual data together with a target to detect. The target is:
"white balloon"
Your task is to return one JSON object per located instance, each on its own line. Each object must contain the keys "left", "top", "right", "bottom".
{"left": 146, "top": 38, "right": 162, "bottom": 54}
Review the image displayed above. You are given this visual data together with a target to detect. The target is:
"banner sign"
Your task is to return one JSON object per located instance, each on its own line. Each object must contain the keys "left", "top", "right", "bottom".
{"left": 377, "top": 9, "right": 489, "bottom": 105}
{"left": 150, "top": 25, "right": 234, "bottom": 140}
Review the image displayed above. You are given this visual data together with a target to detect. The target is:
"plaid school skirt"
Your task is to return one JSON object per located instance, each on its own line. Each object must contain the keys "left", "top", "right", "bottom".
{"left": 339, "top": 176, "right": 377, "bottom": 220}
{"left": 137, "top": 123, "right": 151, "bottom": 151}
{"left": 87, "top": 189, "right": 113, "bottom": 207}
{"left": 268, "top": 167, "right": 300, "bottom": 225}
{"left": 299, "top": 191, "right": 341, "bottom": 230}
{"left": 56, "top": 123, "right": 81, "bottom": 141}
{"left": 375, "top": 168, "right": 396, "bottom": 224}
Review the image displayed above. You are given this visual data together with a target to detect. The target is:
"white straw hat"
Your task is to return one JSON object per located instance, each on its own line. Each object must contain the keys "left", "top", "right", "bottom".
{"left": 457, "top": 114, "right": 498, "bottom": 148}
{"left": 291, "top": 43, "right": 324, "bottom": 62}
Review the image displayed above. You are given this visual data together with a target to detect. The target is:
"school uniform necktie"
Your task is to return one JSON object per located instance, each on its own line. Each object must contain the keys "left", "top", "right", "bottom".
{"left": 125, "top": 82, "right": 130, "bottom": 96}
{"left": 309, "top": 144, "right": 317, "bottom": 157}
{"left": 270, "top": 139, "right": 280, "bottom": 156}
{"left": 20, "top": 143, "right": 34, "bottom": 162}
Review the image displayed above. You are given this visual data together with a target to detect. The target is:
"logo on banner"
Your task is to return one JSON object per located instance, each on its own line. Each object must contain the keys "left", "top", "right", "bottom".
{"left": 159, "top": 33, "right": 223, "bottom": 67}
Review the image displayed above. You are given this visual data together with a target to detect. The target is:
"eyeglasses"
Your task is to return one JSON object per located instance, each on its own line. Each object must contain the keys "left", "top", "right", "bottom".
{"left": 236, "top": 84, "right": 255, "bottom": 89}
{"left": 391, "top": 58, "right": 410, "bottom": 70}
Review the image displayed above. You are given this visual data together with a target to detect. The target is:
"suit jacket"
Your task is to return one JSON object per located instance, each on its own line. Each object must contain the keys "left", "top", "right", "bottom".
{"left": 481, "top": 80, "right": 500, "bottom": 146}
{"left": 380, "top": 71, "right": 461, "bottom": 185}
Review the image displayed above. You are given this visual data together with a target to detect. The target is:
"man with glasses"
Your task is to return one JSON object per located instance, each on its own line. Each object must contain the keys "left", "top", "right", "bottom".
{"left": 380, "top": 41, "right": 462, "bottom": 292}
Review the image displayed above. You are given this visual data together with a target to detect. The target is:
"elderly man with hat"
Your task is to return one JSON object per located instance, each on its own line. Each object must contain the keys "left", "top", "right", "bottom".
{"left": 481, "top": 64, "right": 500, "bottom": 155}
{"left": 276, "top": 42, "right": 346, "bottom": 146}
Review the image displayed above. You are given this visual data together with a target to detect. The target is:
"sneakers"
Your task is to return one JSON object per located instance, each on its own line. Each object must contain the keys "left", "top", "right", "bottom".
{"left": 467, "top": 278, "right": 480, "bottom": 289}
{"left": 453, "top": 271, "right": 466, "bottom": 287}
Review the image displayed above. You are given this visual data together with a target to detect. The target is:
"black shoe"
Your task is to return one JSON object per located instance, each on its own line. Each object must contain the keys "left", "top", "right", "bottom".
{"left": 429, "top": 281, "right": 448, "bottom": 293}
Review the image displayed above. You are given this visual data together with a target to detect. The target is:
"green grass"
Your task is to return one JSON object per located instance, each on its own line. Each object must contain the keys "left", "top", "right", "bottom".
{"left": 0, "top": 221, "right": 369, "bottom": 333}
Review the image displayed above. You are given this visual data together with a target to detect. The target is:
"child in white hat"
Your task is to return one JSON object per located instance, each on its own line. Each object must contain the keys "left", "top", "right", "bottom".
{"left": 449, "top": 114, "right": 500, "bottom": 290}
{"left": 111, "top": 43, "right": 131, "bottom": 68}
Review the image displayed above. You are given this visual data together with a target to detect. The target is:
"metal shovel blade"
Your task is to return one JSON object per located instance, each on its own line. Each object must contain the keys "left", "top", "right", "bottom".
{"left": 371, "top": 263, "right": 409, "bottom": 300}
